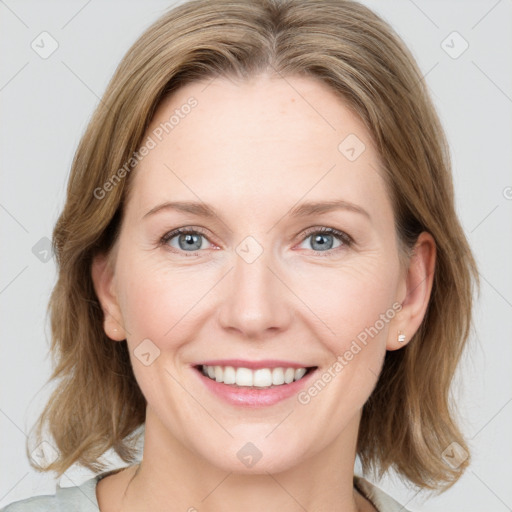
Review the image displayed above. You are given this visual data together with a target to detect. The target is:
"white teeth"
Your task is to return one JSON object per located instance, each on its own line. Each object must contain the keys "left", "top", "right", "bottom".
{"left": 284, "top": 368, "right": 295, "bottom": 384}
{"left": 236, "top": 367, "right": 253, "bottom": 386}
{"left": 253, "top": 369, "right": 272, "bottom": 387}
{"left": 200, "top": 365, "right": 311, "bottom": 388}
{"left": 272, "top": 368, "right": 285, "bottom": 385}
{"left": 223, "top": 366, "right": 236, "bottom": 385}
{"left": 294, "top": 368, "right": 307, "bottom": 380}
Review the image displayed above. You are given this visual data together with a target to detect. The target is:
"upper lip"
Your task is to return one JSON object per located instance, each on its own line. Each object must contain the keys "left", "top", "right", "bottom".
{"left": 193, "top": 359, "right": 317, "bottom": 370}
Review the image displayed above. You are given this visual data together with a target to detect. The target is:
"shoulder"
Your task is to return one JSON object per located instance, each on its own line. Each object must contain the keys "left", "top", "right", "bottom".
{"left": 354, "top": 475, "right": 413, "bottom": 512}
{"left": 0, "top": 469, "right": 124, "bottom": 512}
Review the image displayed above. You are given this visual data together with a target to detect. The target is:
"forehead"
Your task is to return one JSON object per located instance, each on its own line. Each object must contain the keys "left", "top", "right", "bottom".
{"left": 128, "top": 74, "right": 390, "bottom": 222}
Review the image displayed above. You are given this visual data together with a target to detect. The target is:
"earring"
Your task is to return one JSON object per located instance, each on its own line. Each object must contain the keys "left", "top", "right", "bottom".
{"left": 397, "top": 331, "right": 406, "bottom": 343}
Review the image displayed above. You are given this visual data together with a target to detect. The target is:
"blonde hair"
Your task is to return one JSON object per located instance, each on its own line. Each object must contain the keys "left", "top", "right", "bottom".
{"left": 27, "top": 0, "right": 479, "bottom": 492}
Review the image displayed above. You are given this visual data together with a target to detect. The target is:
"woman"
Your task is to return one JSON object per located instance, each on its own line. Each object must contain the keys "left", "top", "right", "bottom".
{"left": 1, "top": 0, "right": 478, "bottom": 511}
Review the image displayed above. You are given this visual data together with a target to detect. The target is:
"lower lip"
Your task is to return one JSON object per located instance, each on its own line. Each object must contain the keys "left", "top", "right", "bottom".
{"left": 194, "top": 367, "right": 317, "bottom": 408}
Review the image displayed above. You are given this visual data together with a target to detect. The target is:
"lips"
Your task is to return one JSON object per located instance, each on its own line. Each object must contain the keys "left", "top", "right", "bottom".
{"left": 192, "top": 361, "right": 319, "bottom": 407}
{"left": 193, "top": 360, "right": 316, "bottom": 386}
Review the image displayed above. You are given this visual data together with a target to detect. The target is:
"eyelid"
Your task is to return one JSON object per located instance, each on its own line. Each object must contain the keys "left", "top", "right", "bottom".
{"left": 298, "top": 226, "right": 353, "bottom": 246}
{"left": 160, "top": 226, "right": 218, "bottom": 249}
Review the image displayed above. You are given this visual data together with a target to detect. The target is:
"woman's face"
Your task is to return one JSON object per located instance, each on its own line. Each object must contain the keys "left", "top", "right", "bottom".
{"left": 94, "top": 73, "right": 412, "bottom": 474}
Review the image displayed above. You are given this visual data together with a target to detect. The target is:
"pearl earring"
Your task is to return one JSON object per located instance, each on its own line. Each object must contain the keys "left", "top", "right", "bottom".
{"left": 397, "top": 331, "right": 406, "bottom": 343}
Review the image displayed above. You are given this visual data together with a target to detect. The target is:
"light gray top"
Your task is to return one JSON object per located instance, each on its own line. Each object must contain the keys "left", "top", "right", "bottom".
{"left": 1, "top": 470, "right": 411, "bottom": 511}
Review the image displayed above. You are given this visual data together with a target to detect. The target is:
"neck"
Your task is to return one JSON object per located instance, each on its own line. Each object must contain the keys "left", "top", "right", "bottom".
{"left": 120, "top": 407, "right": 366, "bottom": 512}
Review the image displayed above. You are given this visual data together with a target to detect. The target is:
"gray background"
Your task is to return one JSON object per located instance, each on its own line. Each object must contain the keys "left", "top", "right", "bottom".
{"left": 1, "top": 1, "right": 511, "bottom": 510}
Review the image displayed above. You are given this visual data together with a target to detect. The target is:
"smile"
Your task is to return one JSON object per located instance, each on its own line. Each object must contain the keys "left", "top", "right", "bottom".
{"left": 197, "top": 364, "right": 316, "bottom": 388}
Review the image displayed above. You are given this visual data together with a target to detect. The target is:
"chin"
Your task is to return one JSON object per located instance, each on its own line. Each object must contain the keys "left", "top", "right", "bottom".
{"left": 196, "top": 436, "right": 307, "bottom": 475}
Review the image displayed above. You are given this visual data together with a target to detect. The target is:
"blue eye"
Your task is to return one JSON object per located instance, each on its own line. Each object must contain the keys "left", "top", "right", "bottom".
{"left": 160, "top": 226, "right": 353, "bottom": 256}
{"left": 161, "top": 228, "right": 211, "bottom": 253}
{"left": 298, "top": 227, "right": 352, "bottom": 254}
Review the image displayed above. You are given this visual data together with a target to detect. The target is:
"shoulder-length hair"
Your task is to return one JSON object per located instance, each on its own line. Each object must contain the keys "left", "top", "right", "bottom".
{"left": 28, "top": 0, "right": 479, "bottom": 492}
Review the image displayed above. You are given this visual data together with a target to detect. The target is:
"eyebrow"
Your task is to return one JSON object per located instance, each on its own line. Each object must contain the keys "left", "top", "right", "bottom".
{"left": 143, "top": 199, "right": 370, "bottom": 221}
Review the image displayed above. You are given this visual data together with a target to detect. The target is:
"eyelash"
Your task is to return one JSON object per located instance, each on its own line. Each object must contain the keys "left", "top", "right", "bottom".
{"left": 159, "top": 226, "right": 353, "bottom": 257}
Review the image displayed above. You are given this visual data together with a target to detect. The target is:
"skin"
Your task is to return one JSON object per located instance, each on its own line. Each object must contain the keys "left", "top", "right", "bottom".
{"left": 92, "top": 73, "right": 435, "bottom": 512}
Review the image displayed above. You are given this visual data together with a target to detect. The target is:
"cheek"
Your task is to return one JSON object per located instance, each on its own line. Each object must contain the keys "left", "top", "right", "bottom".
{"left": 116, "top": 251, "right": 218, "bottom": 344}
{"left": 300, "top": 254, "right": 398, "bottom": 324}
{"left": 293, "top": 253, "right": 400, "bottom": 355}
{"left": 293, "top": 257, "right": 399, "bottom": 416}
{"left": 115, "top": 255, "right": 209, "bottom": 400}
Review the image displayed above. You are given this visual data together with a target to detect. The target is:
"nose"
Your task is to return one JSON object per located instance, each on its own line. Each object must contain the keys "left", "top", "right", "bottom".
{"left": 216, "top": 241, "right": 293, "bottom": 339}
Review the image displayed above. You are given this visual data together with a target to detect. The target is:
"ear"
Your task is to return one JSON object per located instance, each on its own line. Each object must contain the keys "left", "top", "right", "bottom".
{"left": 387, "top": 231, "right": 436, "bottom": 351}
{"left": 91, "top": 251, "right": 127, "bottom": 341}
